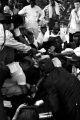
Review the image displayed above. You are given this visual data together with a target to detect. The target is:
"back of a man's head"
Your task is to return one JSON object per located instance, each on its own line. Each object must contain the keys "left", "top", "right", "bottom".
{"left": 16, "top": 106, "right": 39, "bottom": 120}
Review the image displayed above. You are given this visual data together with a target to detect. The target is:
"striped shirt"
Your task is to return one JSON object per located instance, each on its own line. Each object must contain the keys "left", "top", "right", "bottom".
{"left": 40, "top": 2, "right": 60, "bottom": 23}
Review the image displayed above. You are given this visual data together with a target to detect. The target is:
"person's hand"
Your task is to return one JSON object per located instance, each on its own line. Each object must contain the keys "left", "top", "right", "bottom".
{"left": 75, "top": 8, "right": 78, "bottom": 13}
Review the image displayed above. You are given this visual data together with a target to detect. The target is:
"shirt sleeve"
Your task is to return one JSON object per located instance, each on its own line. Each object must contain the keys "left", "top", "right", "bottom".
{"left": 18, "top": 6, "right": 27, "bottom": 15}
{"left": 5, "top": 30, "right": 31, "bottom": 53}
{"left": 39, "top": 7, "right": 46, "bottom": 21}
{"left": 75, "top": 9, "right": 80, "bottom": 23}
{"left": 36, "top": 32, "right": 43, "bottom": 44}
{"left": 38, "top": 7, "right": 43, "bottom": 17}
{"left": 0, "top": 24, "right": 5, "bottom": 45}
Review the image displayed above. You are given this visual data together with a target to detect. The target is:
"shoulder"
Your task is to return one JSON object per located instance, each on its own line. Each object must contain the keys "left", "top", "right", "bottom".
{"left": 6, "top": 30, "right": 13, "bottom": 38}
{"left": 35, "top": 5, "right": 42, "bottom": 11}
{"left": 22, "top": 5, "right": 30, "bottom": 10}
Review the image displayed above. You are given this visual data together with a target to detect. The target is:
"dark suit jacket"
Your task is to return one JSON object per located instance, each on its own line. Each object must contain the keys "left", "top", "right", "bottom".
{"left": 41, "top": 67, "right": 80, "bottom": 120}
{"left": 0, "top": 65, "right": 10, "bottom": 120}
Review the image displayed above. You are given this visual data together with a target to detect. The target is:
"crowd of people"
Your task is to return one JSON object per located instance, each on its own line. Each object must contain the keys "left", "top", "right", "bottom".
{"left": 0, "top": 0, "right": 80, "bottom": 120}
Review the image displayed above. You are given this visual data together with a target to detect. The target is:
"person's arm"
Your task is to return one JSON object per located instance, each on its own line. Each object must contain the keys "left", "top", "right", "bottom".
{"left": 75, "top": 9, "right": 80, "bottom": 23}
{"left": 39, "top": 8, "right": 45, "bottom": 21}
{"left": 37, "top": 7, "right": 43, "bottom": 22}
{"left": 5, "top": 30, "right": 31, "bottom": 53}
{"left": 14, "top": 28, "right": 30, "bottom": 45}
{"left": 18, "top": 6, "right": 27, "bottom": 16}
{"left": 39, "top": 7, "right": 48, "bottom": 25}
{"left": 66, "top": 11, "right": 72, "bottom": 34}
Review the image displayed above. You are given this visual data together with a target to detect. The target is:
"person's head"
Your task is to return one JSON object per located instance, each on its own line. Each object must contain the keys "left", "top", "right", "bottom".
{"left": 49, "top": 0, "right": 55, "bottom": 6}
{"left": 0, "top": 13, "right": 13, "bottom": 30}
{"left": 30, "top": 0, "right": 36, "bottom": 7}
{"left": 48, "top": 45, "right": 56, "bottom": 54}
{"left": 12, "top": 14, "right": 24, "bottom": 29}
{"left": 48, "top": 18, "right": 55, "bottom": 31}
{"left": 74, "top": 0, "right": 80, "bottom": 10}
{"left": 15, "top": 106, "right": 39, "bottom": 120}
{"left": 40, "top": 25, "right": 47, "bottom": 35}
{"left": 39, "top": 57, "right": 54, "bottom": 74}
{"left": 73, "top": 32, "right": 80, "bottom": 46}
{"left": 53, "top": 21, "right": 60, "bottom": 34}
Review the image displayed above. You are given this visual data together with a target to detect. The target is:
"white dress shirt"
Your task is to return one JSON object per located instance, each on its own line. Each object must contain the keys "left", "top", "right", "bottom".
{"left": 69, "top": 8, "right": 80, "bottom": 34}
{"left": 18, "top": 5, "right": 42, "bottom": 39}
{"left": 0, "top": 24, "right": 31, "bottom": 53}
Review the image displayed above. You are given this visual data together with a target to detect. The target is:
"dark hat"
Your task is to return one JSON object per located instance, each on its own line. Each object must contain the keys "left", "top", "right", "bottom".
{"left": 12, "top": 14, "right": 24, "bottom": 28}
{"left": 0, "top": 13, "right": 12, "bottom": 24}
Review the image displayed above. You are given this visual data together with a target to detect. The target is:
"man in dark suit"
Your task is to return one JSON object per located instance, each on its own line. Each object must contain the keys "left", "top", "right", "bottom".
{"left": 0, "top": 64, "right": 11, "bottom": 120}
{"left": 38, "top": 57, "right": 80, "bottom": 120}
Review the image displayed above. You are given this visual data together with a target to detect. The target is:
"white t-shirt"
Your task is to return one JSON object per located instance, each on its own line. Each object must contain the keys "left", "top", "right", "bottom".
{"left": 69, "top": 8, "right": 80, "bottom": 34}
{"left": 18, "top": 5, "right": 42, "bottom": 39}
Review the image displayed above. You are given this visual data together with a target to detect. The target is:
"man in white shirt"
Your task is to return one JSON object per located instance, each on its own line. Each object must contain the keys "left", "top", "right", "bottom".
{"left": 68, "top": 0, "right": 80, "bottom": 43}
{"left": 0, "top": 23, "right": 31, "bottom": 54}
{"left": 40, "top": 0, "right": 60, "bottom": 24}
{"left": 18, "top": 0, "right": 42, "bottom": 39}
